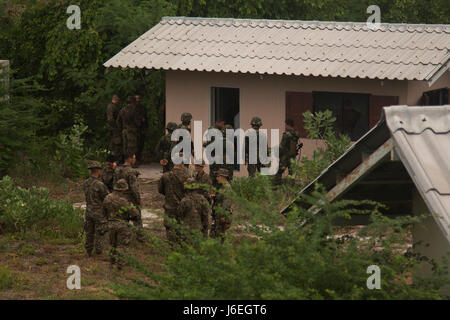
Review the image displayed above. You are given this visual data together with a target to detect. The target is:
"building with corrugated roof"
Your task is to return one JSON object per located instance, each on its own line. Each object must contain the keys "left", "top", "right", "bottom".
{"left": 104, "top": 17, "right": 450, "bottom": 174}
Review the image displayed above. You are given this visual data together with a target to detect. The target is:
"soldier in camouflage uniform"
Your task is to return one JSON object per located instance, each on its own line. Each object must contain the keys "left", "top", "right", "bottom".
{"left": 178, "top": 177, "right": 211, "bottom": 242}
{"left": 158, "top": 162, "right": 190, "bottom": 244}
{"left": 205, "top": 118, "right": 226, "bottom": 188}
{"left": 273, "top": 119, "right": 300, "bottom": 186}
{"left": 155, "top": 122, "right": 177, "bottom": 173}
{"left": 210, "top": 168, "right": 233, "bottom": 243}
{"left": 113, "top": 153, "right": 144, "bottom": 242}
{"left": 245, "top": 117, "right": 268, "bottom": 177}
{"left": 224, "top": 124, "right": 235, "bottom": 182}
{"left": 102, "top": 179, "right": 139, "bottom": 269}
{"left": 82, "top": 161, "right": 110, "bottom": 257}
{"left": 135, "top": 94, "right": 148, "bottom": 163}
{"left": 101, "top": 154, "right": 117, "bottom": 192}
{"left": 106, "top": 94, "right": 122, "bottom": 163}
{"left": 194, "top": 160, "right": 213, "bottom": 201}
{"left": 117, "top": 96, "right": 139, "bottom": 162}
{"left": 178, "top": 112, "right": 193, "bottom": 168}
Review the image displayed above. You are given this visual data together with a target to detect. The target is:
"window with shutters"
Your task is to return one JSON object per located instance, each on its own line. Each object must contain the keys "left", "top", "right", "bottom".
{"left": 313, "top": 92, "right": 370, "bottom": 141}
{"left": 421, "top": 88, "right": 449, "bottom": 105}
{"left": 286, "top": 91, "right": 398, "bottom": 141}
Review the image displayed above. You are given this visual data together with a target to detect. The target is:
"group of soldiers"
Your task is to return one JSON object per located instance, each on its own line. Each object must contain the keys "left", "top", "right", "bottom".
{"left": 81, "top": 95, "right": 301, "bottom": 269}
{"left": 107, "top": 94, "right": 148, "bottom": 165}
{"left": 82, "top": 153, "right": 143, "bottom": 269}
{"left": 155, "top": 112, "right": 301, "bottom": 187}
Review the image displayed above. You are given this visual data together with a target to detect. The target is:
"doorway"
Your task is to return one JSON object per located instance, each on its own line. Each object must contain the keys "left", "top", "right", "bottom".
{"left": 210, "top": 87, "right": 240, "bottom": 128}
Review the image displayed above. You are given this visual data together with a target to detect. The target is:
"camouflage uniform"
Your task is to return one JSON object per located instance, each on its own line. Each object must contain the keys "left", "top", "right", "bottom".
{"left": 194, "top": 168, "right": 213, "bottom": 200}
{"left": 273, "top": 128, "right": 300, "bottom": 185}
{"left": 178, "top": 178, "right": 211, "bottom": 241}
{"left": 210, "top": 169, "right": 233, "bottom": 242}
{"left": 205, "top": 125, "right": 227, "bottom": 188}
{"left": 117, "top": 104, "right": 139, "bottom": 157}
{"left": 102, "top": 179, "right": 139, "bottom": 268}
{"left": 224, "top": 124, "right": 235, "bottom": 181}
{"left": 82, "top": 168, "right": 110, "bottom": 256}
{"left": 155, "top": 122, "right": 177, "bottom": 173}
{"left": 106, "top": 102, "right": 122, "bottom": 161}
{"left": 101, "top": 166, "right": 115, "bottom": 192}
{"left": 245, "top": 117, "right": 268, "bottom": 177}
{"left": 158, "top": 166, "right": 189, "bottom": 243}
{"left": 135, "top": 101, "right": 148, "bottom": 162}
{"left": 178, "top": 113, "right": 193, "bottom": 168}
{"left": 113, "top": 164, "right": 143, "bottom": 240}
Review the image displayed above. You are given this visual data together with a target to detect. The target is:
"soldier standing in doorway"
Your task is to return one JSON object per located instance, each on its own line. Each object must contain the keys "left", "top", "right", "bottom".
{"left": 106, "top": 94, "right": 122, "bottom": 163}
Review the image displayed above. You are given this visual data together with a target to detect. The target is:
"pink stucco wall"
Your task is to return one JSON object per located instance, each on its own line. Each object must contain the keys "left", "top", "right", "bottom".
{"left": 165, "top": 70, "right": 449, "bottom": 175}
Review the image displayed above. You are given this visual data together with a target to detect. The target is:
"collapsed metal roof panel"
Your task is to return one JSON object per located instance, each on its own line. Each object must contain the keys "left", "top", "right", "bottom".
{"left": 385, "top": 105, "right": 450, "bottom": 242}
{"left": 104, "top": 17, "right": 450, "bottom": 81}
{"left": 281, "top": 105, "right": 450, "bottom": 243}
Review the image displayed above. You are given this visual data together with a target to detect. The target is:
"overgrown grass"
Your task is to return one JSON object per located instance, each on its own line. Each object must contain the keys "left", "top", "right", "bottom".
{"left": 0, "top": 266, "right": 16, "bottom": 291}
{"left": 0, "top": 176, "right": 83, "bottom": 240}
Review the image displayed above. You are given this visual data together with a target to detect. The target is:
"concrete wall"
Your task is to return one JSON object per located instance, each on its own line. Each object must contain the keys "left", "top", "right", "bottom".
{"left": 165, "top": 70, "right": 449, "bottom": 174}
{"left": 407, "top": 70, "right": 450, "bottom": 105}
{"left": 412, "top": 188, "right": 450, "bottom": 294}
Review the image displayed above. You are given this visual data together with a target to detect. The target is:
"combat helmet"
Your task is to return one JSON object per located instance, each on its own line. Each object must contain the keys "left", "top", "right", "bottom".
{"left": 166, "top": 122, "right": 178, "bottom": 131}
{"left": 250, "top": 117, "right": 262, "bottom": 127}
{"left": 181, "top": 112, "right": 192, "bottom": 124}
{"left": 88, "top": 160, "right": 102, "bottom": 170}
{"left": 216, "top": 168, "right": 229, "bottom": 178}
{"left": 114, "top": 179, "right": 129, "bottom": 191}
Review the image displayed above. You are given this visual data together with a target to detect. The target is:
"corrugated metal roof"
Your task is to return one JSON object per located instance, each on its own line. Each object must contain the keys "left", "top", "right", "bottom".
{"left": 385, "top": 105, "right": 450, "bottom": 242}
{"left": 104, "top": 16, "right": 450, "bottom": 81}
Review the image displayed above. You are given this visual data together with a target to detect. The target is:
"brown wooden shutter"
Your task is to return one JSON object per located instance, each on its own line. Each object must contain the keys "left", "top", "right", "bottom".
{"left": 285, "top": 92, "right": 313, "bottom": 138}
{"left": 369, "top": 95, "right": 399, "bottom": 128}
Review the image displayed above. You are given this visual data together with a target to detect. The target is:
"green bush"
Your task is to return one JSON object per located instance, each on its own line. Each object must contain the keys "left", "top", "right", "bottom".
{"left": 292, "top": 110, "right": 351, "bottom": 186}
{"left": 0, "top": 176, "right": 83, "bottom": 240}
{"left": 112, "top": 185, "right": 449, "bottom": 300}
{"left": 54, "top": 122, "right": 89, "bottom": 179}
